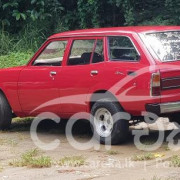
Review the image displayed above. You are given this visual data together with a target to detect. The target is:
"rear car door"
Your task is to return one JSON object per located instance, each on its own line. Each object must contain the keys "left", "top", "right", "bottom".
{"left": 102, "top": 35, "right": 152, "bottom": 115}
{"left": 59, "top": 38, "right": 97, "bottom": 115}
{"left": 18, "top": 39, "right": 68, "bottom": 115}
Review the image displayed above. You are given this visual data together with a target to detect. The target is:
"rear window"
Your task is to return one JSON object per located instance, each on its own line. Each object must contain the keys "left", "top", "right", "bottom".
{"left": 145, "top": 31, "right": 180, "bottom": 62}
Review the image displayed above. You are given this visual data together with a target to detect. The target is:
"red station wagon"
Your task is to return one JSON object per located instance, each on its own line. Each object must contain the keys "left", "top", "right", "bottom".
{"left": 1, "top": 26, "right": 180, "bottom": 144}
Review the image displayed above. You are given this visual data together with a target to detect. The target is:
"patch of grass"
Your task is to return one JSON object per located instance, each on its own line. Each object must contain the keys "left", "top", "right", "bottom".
{"left": 13, "top": 117, "right": 33, "bottom": 123}
{"left": 170, "top": 155, "right": 180, "bottom": 167}
{"left": 164, "top": 145, "right": 170, "bottom": 151}
{"left": 106, "top": 150, "right": 119, "bottom": 155}
{"left": 0, "top": 25, "right": 45, "bottom": 57}
{"left": 133, "top": 152, "right": 165, "bottom": 161}
{"left": 22, "top": 148, "right": 39, "bottom": 159}
{"left": 59, "top": 156, "right": 86, "bottom": 167}
{"left": 132, "top": 153, "right": 156, "bottom": 161}
{"left": 0, "top": 31, "right": 14, "bottom": 55}
{"left": 9, "top": 149, "right": 52, "bottom": 168}
{"left": 26, "top": 156, "right": 52, "bottom": 168}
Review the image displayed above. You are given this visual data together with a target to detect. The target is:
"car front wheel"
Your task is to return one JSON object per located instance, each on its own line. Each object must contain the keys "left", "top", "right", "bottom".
{"left": 91, "top": 99, "right": 129, "bottom": 145}
{"left": 0, "top": 93, "right": 12, "bottom": 130}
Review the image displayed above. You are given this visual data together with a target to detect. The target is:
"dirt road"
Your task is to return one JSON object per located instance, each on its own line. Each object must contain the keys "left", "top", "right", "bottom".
{"left": 0, "top": 118, "right": 180, "bottom": 180}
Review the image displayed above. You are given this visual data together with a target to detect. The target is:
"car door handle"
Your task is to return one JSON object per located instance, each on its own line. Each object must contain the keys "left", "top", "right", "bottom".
{"left": 127, "top": 71, "right": 136, "bottom": 76}
{"left": 91, "top": 70, "right": 98, "bottom": 76}
{"left": 50, "top": 71, "right": 57, "bottom": 77}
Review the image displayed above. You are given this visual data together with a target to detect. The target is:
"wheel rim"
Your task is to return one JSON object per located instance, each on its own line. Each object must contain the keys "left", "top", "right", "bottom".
{"left": 94, "top": 108, "right": 114, "bottom": 138}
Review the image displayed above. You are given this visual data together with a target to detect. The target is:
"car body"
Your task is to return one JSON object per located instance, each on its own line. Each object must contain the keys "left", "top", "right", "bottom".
{"left": 1, "top": 26, "right": 180, "bottom": 144}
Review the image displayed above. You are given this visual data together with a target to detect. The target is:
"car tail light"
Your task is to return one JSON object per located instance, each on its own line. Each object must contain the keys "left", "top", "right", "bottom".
{"left": 151, "top": 72, "right": 161, "bottom": 96}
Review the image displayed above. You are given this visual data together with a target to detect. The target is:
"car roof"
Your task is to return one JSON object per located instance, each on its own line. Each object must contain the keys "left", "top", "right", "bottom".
{"left": 49, "top": 26, "right": 180, "bottom": 39}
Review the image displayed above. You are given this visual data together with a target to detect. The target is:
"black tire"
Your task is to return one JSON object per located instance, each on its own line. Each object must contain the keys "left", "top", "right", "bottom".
{"left": 91, "top": 99, "right": 129, "bottom": 145}
{"left": 0, "top": 93, "right": 12, "bottom": 130}
{"left": 169, "top": 113, "right": 180, "bottom": 124}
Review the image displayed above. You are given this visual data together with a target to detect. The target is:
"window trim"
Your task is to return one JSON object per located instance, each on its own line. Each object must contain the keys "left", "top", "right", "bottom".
{"left": 67, "top": 38, "right": 96, "bottom": 66}
{"left": 107, "top": 35, "right": 141, "bottom": 62}
{"left": 91, "top": 38, "right": 105, "bottom": 64}
{"left": 28, "top": 38, "right": 68, "bottom": 66}
{"left": 32, "top": 40, "right": 68, "bottom": 67}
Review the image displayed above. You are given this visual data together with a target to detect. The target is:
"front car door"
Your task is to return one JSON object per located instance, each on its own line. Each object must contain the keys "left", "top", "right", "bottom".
{"left": 18, "top": 39, "right": 68, "bottom": 115}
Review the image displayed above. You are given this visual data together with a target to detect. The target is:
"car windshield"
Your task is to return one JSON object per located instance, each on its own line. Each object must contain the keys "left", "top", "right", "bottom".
{"left": 145, "top": 31, "right": 180, "bottom": 62}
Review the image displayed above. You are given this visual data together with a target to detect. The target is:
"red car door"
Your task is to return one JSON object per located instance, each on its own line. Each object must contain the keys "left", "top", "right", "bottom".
{"left": 18, "top": 40, "right": 68, "bottom": 115}
{"left": 101, "top": 35, "right": 152, "bottom": 115}
{"left": 59, "top": 38, "right": 97, "bottom": 115}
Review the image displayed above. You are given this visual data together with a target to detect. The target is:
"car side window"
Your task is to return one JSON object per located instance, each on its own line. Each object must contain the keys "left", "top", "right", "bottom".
{"left": 33, "top": 41, "right": 67, "bottom": 66}
{"left": 92, "top": 39, "right": 104, "bottom": 63}
{"left": 68, "top": 39, "right": 95, "bottom": 66}
{"left": 108, "top": 36, "right": 140, "bottom": 61}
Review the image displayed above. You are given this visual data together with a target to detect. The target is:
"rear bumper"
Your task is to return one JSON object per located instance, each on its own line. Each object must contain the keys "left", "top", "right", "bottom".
{"left": 146, "top": 101, "right": 180, "bottom": 115}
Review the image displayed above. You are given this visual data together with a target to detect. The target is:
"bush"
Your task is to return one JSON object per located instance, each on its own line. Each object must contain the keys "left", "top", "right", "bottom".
{"left": 0, "top": 31, "right": 14, "bottom": 55}
{"left": 0, "top": 51, "right": 33, "bottom": 68}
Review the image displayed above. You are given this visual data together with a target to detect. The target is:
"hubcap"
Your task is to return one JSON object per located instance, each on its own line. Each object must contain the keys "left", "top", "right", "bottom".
{"left": 94, "top": 108, "right": 114, "bottom": 138}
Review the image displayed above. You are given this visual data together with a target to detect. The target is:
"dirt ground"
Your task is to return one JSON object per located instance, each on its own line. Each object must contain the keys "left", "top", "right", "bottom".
{"left": 0, "top": 118, "right": 180, "bottom": 180}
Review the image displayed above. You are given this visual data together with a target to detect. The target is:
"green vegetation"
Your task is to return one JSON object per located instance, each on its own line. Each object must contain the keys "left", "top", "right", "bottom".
{"left": 132, "top": 152, "right": 165, "bottom": 161}
{"left": 10, "top": 149, "right": 86, "bottom": 168}
{"left": 9, "top": 149, "right": 52, "bottom": 168}
{"left": 13, "top": 117, "right": 34, "bottom": 123}
{"left": 170, "top": 155, "right": 180, "bottom": 167}
{"left": 59, "top": 156, "right": 86, "bottom": 167}
{"left": 164, "top": 145, "right": 170, "bottom": 151}
{"left": 132, "top": 153, "right": 156, "bottom": 161}
{"left": 106, "top": 150, "right": 119, "bottom": 155}
{"left": 0, "top": 52, "right": 33, "bottom": 68}
{"left": 0, "top": 0, "right": 180, "bottom": 68}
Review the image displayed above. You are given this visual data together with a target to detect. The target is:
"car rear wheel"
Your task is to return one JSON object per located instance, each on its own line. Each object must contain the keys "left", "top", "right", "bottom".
{"left": 91, "top": 99, "right": 129, "bottom": 145}
{"left": 169, "top": 113, "right": 180, "bottom": 124}
{"left": 0, "top": 93, "right": 12, "bottom": 130}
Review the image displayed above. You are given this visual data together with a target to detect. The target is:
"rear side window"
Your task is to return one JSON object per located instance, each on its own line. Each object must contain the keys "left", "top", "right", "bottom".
{"left": 68, "top": 39, "right": 95, "bottom": 66}
{"left": 33, "top": 41, "right": 67, "bottom": 66}
{"left": 108, "top": 36, "right": 140, "bottom": 61}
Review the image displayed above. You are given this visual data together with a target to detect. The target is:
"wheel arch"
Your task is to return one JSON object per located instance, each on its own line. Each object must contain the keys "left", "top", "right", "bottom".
{"left": 89, "top": 90, "right": 124, "bottom": 112}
